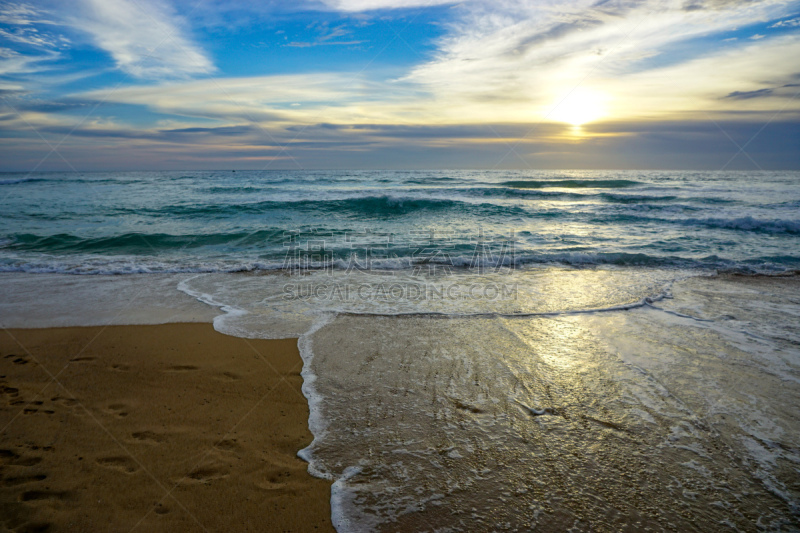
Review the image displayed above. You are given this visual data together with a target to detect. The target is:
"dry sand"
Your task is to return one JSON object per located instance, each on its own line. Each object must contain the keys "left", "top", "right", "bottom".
{"left": 0, "top": 323, "right": 333, "bottom": 532}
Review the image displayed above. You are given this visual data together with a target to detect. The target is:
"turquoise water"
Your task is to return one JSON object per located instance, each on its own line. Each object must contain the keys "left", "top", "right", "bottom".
{"left": 1, "top": 170, "right": 799, "bottom": 274}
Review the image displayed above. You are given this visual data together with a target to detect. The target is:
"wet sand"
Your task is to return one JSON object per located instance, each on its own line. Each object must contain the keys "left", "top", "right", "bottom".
{"left": 0, "top": 323, "right": 332, "bottom": 532}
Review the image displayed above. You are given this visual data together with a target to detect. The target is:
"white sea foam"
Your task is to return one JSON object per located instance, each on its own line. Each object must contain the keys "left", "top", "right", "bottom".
{"left": 297, "top": 311, "right": 337, "bottom": 476}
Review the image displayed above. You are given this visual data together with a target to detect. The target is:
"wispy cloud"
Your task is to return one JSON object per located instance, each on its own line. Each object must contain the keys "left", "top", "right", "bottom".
{"left": 287, "top": 40, "right": 365, "bottom": 47}
{"left": 69, "top": 0, "right": 214, "bottom": 79}
{"left": 286, "top": 21, "right": 365, "bottom": 47}
{"left": 770, "top": 16, "right": 800, "bottom": 27}
{"left": 0, "top": 26, "right": 69, "bottom": 48}
{"left": 0, "top": 43, "right": 60, "bottom": 76}
{"left": 0, "top": 2, "right": 68, "bottom": 75}
{"left": 318, "top": 0, "right": 456, "bottom": 11}
{"left": 76, "top": 73, "right": 384, "bottom": 124}
{"left": 0, "top": 1, "right": 51, "bottom": 25}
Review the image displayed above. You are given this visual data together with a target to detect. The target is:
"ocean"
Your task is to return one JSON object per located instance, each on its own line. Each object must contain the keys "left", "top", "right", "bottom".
{"left": 1, "top": 169, "right": 799, "bottom": 530}
{"left": 2, "top": 170, "right": 799, "bottom": 275}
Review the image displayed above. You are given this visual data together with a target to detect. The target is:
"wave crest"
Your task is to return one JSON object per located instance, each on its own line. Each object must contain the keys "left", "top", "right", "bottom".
{"left": 503, "top": 179, "right": 642, "bottom": 189}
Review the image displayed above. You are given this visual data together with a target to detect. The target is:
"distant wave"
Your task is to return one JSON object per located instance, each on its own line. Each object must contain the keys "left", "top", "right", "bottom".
{"left": 599, "top": 192, "right": 734, "bottom": 205}
{"left": 458, "top": 187, "right": 733, "bottom": 206}
{"left": 0, "top": 177, "right": 47, "bottom": 185}
{"left": 0, "top": 176, "right": 129, "bottom": 186}
{"left": 502, "top": 179, "right": 642, "bottom": 189}
{"left": 404, "top": 177, "right": 461, "bottom": 184}
{"left": 201, "top": 185, "right": 276, "bottom": 194}
{"left": 124, "top": 195, "right": 530, "bottom": 219}
{"left": 0, "top": 174, "right": 206, "bottom": 186}
{"left": 582, "top": 215, "right": 800, "bottom": 234}
{"left": 681, "top": 216, "right": 800, "bottom": 234}
{"left": 2, "top": 231, "right": 289, "bottom": 253}
{"left": 319, "top": 195, "right": 528, "bottom": 217}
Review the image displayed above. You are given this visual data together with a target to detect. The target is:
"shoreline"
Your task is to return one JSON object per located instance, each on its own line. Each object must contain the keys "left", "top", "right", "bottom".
{"left": 0, "top": 323, "right": 333, "bottom": 532}
{"left": 1, "top": 271, "right": 799, "bottom": 529}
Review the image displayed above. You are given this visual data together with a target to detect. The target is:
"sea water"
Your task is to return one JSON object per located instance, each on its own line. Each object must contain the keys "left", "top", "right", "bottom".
{"left": 2, "top": 169, "right": 799, "bottom": 274}
{"left": 1, "top": 170, "right": 799, "bottom": 530}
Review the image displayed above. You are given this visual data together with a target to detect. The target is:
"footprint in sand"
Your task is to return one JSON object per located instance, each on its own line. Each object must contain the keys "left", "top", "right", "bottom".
{"left": 254, "top": 457, "right": 300, "bottom": 492}
{"left": 0, "top": 449, "right": 42, "bottom": 467}
{"left": 256, "top": 469, "right": 296, "bottom": 492}
{"left": 16, "top": 522, "right": 53, "bottom": 533}
{"left": 154, "top": 503, "right": 171, "bottom": 515}
{"left": 18, "top": 489, "right": 71, "bottom": 502}
{"left": 110, "top": 364, "right": 130, "bottom": 372}
{"left": 215, "top": 371, "right": 242, "bottom": 382}
{"left": 96, "top": 456, "right": 139, "bottom": 474}
{"left": 23, "top": 408, "right": 38, "bottom": 415}
{"left": 51, "top": 396, "right": 78, "bottom": 408}
{"left": 0, "top": 383, "right": 20, "bottom": 400}
{"left": 4, "top": 354, "right": 30, "bottom": 365}
{"left": 213, "top": 439, "right": 241, "bottom": 453}
{"left": 23, "top": 401, "right": 44, "bottom": 414}
{"left": 183, "top": 463, "right": 228, "bottom": 484}
{"left": 1, "top": 474, "right": 47, "bottom": 487}
{"left": 105, "top": 403, "right": 129, "bottom": 418}
{"left": 256, "top": 480, "right": 284, "bottom": 490}
{"left": 69, "top": 356, "right": 96, "bottom": 363}
{"left": 164, "top": 365, "right": 199, "bottom": 373}
{"left": 131, "top": 430, "right": 167, "bottom": 445}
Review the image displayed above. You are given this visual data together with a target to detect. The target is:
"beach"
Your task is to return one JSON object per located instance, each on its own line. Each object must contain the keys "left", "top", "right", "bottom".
{"left": 2, "top": 273, "right": 798, "bottom": 531}
{"left": 0, "top": 324, "right": 333, "bottom": 532}
{"left": 2, "top": 0, "right": 799, "bottom": 527}
{"left": 1, "top": 170, "right": 799, "bottom": 530}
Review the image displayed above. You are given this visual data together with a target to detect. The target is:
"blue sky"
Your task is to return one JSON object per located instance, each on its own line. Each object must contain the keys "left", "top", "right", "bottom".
{"left": 0, "top": 0, "right": 799, "bottom": 170}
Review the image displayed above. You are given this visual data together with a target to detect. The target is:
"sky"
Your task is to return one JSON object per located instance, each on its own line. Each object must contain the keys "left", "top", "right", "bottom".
{"left": 0, "top": 0, "right": 798, "bottom": 171}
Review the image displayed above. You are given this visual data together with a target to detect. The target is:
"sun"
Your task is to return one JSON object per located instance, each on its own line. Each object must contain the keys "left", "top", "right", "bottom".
{"left": 548, "top": 88, "right": 609, "bottom": 126}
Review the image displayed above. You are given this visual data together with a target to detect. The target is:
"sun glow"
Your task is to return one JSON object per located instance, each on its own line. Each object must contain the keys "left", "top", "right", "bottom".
{"left": 548, "top": 88, "right": 609, "bottom": 126}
